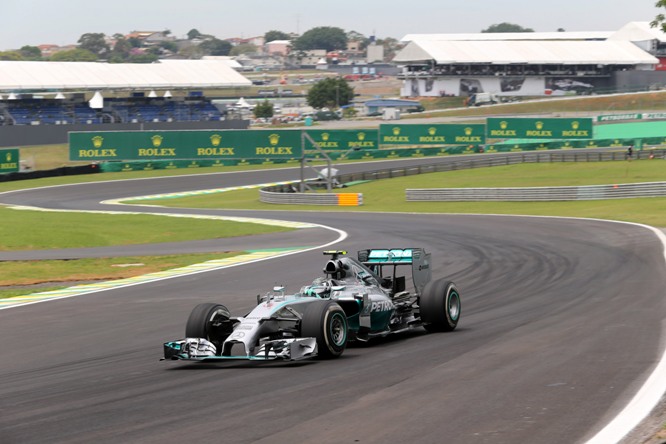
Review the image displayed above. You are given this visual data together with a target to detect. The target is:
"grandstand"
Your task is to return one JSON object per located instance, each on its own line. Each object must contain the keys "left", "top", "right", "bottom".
{"left": 395, "top": 22, "right": 666, "bottom": 97}
{"left": 0, "top": 60, "right": 250, "bottom": 126}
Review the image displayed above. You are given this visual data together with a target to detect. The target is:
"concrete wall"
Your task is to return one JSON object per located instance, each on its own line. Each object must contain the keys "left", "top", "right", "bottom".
{"left": 612, "top": 70, "right": 666, "bottom": 91}
{"left": 0, "top": 120, "right": 249, "bottom": 148}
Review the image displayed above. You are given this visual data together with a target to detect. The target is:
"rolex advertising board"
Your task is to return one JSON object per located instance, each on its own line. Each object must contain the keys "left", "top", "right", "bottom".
{"left": 379, "top": 124, "right": 486, "bottom": 146}
{"left": 0, "top": 149, "right": 19, "bottom": 173}
{"left": 69, "top": 130, "right": 303, "bottom": 161}
{"left": 486, "top": 118, "right": 593, "bottom": 139}
{"left": 304, "top": 129, "right": 378, "bottom": 151}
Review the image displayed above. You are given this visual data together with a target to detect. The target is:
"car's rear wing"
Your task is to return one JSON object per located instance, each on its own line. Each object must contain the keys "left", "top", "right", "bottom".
{"left": 358, "top": 248, "right": 431, "bottom": 294}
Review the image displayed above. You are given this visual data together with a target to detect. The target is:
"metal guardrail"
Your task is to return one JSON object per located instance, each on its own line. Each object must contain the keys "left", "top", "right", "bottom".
{"left": 331, "top": 150, "right": 665, "bottom": 184}
{"left": 260, "top": 185, "right": 363, "bottom": 206}
{"left": 407, "top": 182, "right": 666, "bottom": 202}
{"left": 260, "top": 149, "right": 666, "bottom": 204}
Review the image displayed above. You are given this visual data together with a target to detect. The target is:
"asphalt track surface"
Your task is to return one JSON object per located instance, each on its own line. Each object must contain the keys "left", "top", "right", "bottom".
{"left": 1, "top": 158, "right": 665, "bottom": 444}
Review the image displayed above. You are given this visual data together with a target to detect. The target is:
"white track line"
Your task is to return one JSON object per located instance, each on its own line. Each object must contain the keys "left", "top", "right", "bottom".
{"left": 581, "top": 222, "right": 666, "bottom": 443}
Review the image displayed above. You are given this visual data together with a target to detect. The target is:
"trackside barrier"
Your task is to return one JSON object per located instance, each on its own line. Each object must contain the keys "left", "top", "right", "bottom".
{"left": 259, "top": 148, "right": 665, "bottom": 205}
{"left": 406, "top": 182, "right": 666, "bottom": 202}
{"left": 337, "top": 193, "right": 363, "bottom": 206}
{"left": 259, "top": 188, "right": 363, "bottom": 206}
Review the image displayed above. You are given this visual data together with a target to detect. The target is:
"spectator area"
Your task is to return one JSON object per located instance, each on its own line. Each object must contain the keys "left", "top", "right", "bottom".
{"left": 0, "top": 60, "right": 249, "bottom": 125}
{"left": 0, "top": 97, "right": 224, "bottom": 126}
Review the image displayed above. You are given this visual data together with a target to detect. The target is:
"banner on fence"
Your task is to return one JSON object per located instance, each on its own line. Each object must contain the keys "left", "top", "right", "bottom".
{"left": 487, "top": 118, "right": 593, "bottom": 139}
{"left": 597, "top": 113, "right": 666, "bottom": 121}
{"left": 70, "top": 130, "right": 303, "bottom": 161}
{"left": 379, "top": 124, "right": 486, "bottom": 146}
{"left": 0, "top": 149, "right": 19, "bottom": 174}
{"left": 304, "top": 129, "right": 378, "bottom": 151}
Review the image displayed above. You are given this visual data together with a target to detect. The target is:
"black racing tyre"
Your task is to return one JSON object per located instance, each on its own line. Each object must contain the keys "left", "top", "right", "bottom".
{"left": 301, "top": 300, "right": 348, "bottom": 359}
{"left": 420, "top": 279, "right": 461, "bottom": 332}
{"left": 185, "top": 303, "right": 233, "bottom": 345}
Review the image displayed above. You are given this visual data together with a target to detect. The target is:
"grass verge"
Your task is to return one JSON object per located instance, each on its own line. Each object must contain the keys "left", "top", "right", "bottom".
{"left": 0, "top": 252, "right": 241, "bottom": 298}
{"left": 134, "top": 160, "right": 666, "bottom": 226}
{"left": 0, "top": 207, "right": 291, "bottom": 251}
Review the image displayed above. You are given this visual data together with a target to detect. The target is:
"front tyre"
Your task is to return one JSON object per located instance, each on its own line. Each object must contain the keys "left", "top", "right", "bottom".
{"left": 185, "top": 303, "right": 234, "bottom": 346}
{"left": 301, "top": 300, "right": 348, "bottom": 359}
{"left": 420, "top": 280, "right": 461, "bottom": 332}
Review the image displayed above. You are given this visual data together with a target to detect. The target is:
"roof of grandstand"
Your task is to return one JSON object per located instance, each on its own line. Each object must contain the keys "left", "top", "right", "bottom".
{"left": 608, "top": 21, "right": 666, "bottom": 43}
{"left": 0, "top": 60, "right": 251, "bottom": 93}
{"left": 400, "top": 31, "right": 613, "bottom": 42}
{"left": 393, "top": 40, "right": 659, "bottom": 65}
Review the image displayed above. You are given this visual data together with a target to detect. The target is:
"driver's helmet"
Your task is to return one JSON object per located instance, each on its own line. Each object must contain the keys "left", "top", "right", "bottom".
{"left": 302, "top": 280, "right": 332, "bottom": 298}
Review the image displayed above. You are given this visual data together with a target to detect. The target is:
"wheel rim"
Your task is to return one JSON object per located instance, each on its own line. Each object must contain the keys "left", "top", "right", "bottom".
{"left": 329, "top": 313, "right": 347, "bottom": 346}
{"left": 448, "top": 291, "right": 460, "bottom": 321}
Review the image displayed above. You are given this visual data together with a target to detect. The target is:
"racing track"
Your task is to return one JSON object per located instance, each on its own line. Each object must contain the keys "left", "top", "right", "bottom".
{"left": 1, "top": 158, "right": 665, "bottom": 444}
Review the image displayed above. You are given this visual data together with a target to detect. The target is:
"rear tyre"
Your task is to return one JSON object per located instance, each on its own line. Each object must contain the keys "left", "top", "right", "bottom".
{"left": 185, "top": 303, "right": 233, "bottom": 346}
{"left": 301, "top": 301, "right": 348, "bottom": 359}
{"left": 420, "top": 279, "right": 461, "bottom": 332}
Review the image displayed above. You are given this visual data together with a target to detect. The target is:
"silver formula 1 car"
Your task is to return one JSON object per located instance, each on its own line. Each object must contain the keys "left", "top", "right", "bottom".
{"left": 163, "top": 248, "right": 461, "bottom": 362}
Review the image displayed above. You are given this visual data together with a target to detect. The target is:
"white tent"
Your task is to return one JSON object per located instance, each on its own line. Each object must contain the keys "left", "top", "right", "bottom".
{"left": 0, "top": 60, "right": 252, "bottom": 92}
{"left": 401, "top": 31, "right": 612, "bottom": 43}
{"left": 89, "top": 91, "right": 103, "bottom": 109}
{"left": 235, "top": 97, "right": 252, "bottom": 108}
{"left": 393, "top": 39, "right": 658, "bottom": 65}
{"left": 608, "top": 22, "right": 666, "bottom": 43}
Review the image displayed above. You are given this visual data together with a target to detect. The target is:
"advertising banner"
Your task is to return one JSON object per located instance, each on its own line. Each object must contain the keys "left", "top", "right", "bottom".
{"left": 487, "top": 118, "right": 593, "bottom": 139}
{"left": 304, "top": 129, "right": 378, "bottom": 151}
{"left": 0, "top": 149, "right": 19, "bottom": 174}
{"left": 597, "top": 113, "right": 641, "bottom": 122}
{"left": 379, "top": 124, "right": 486, "bottom": 146}
{"left": 70, "top": 130, "right": 303, "bottom": 161}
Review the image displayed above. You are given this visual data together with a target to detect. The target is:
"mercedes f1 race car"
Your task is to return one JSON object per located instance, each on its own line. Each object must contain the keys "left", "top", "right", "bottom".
{"left": 163, "top": 248, "right": 461, "bottom": 362}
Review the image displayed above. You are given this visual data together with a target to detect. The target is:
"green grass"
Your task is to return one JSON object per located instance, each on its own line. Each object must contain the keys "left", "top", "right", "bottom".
{"left": 0, "top": 251, "right": 241, "bottom": 290}
{"left": 0, "top": 286, "right": 66, "bottom": 299}
{"left": 404, "top": 91, "right": 666, "bottom": 119}
{"left": 135, "top": 160, "right": 666, "bottom": 226}
{"left": 0, "top": 207, "right": 291, "bottom": 251}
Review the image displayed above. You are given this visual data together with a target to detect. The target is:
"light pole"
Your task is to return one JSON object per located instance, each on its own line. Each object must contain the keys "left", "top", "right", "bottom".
{"left": 335, "top": 82, "right": 340, "bottom": 109}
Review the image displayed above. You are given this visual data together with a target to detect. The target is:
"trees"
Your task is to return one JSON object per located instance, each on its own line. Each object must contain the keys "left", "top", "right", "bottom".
{"left": 0, "top": 51, "right": 22, "bottom": 61}
{"left": 230, "top": 44, "right": 258, "bottom": 56}
{"left": 264, "top": 30, "right": 290, "bottom": 43}
{"left": 307, "top": 77, "right": 354, "bottom": 109}
{"left": 187, "top": 29, "right": 203, "bottom": 40}
{"left": 50, "top": 48, "right": 98, "bottom": 61}
{"left": 253, "top": 100, "right": 274, "bottom": 119}
{"left": 109, "top": 37, "right": 132, "bottom": 63}
{"left": 78, "top": 33, "right": 110, "bottom": 56}
{"left": 128, "top": 53, "right": 159, "bottom": 63}
{"left": 179, "top": 46, "right": 204, "bottom": 59}
{"left": 346, "top": 30, "right": 370, "bottom": 50}
{"left": 19, "top": 46, "right": 41, "bottom": 60}
{"left": 652, "top": 1, "right": 666, "bottom": 32}
{"left": 481, "top": 23, "right": 534, "bottom": 33}
{"left": 199, "top": 38, "right": 232, "bottom": 56}
{"left": 376, "top": 37, "right": 402, "bottom": 61}
{"left": 293, "top": 27, "right": 347, "bottom": 52}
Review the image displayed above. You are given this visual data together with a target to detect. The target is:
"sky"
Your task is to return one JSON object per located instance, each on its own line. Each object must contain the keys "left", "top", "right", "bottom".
{"left": 1, "top": 0, "right": 662, "bottom": 50}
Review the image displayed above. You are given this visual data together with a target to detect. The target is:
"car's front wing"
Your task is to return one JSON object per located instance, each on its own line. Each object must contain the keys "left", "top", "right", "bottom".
{"left": 162, "top": 337, "right": 317, "bottom": 361}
